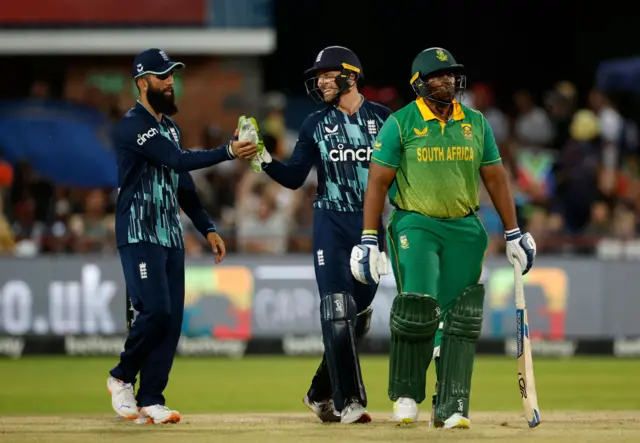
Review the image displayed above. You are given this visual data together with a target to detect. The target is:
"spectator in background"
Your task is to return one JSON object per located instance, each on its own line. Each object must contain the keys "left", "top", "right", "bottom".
{"left": 0, "top": 147, "right": 12, "bottom": 192}
{"left": 29, "top": 80, "right": 51, "bottom": 99}
{"left": 511, "top": 90, "right": 557, "bottom": 239}
{"left": 0, "top": 194, "right": 14, "bottom": 253}
{"left": 555, "top": 109, "right": 602, "bottom": 234}
{"left": 288, "top": 172, "right": 317, "bottom": 252}
{"left": 0, "top": 154, "right": 14, "bottom": 253}
{"left": 589, "top": 89, "right": 623, "bottom": 197}
{"left": 234, "top": 131, "right": 299, "bottom": 254}
{"left": 544, "top": 81, "right": 578, "bottom": 151}
{"left": 181, "top": 209, "right": 205, "bottom": 257}
{"left": 11, "top": 197, "right": 46, "bottom": 256}
{"left": 362, "top": 86, "right": 404, "bottom": 112}
{"left": 262, "top": 91, "right": 288, "bottom": 158}
{"left": 612, "top": 203, "right": 637, "bottom": 239}
{"left": 181, "top": 125, "right": 236, "bottom": 255}
{"left": 190, "top": 124, "right": 239, "bottom": 225}
{"left": 584, "top": 200, "right": 611, "bottom": 236}
{"left": 470, "top": 83, "right": 509, "bottom": 146}
{"left": 47, "top": 188, "right": 73, "bottom": 253}
{"left": 234, "top": 177, "right": 291, "bottom": 255}
{"left": 67, "top": 190, "right": 114, "bottom": 254}
{"left": 513, "top": 89, "right": 555, "bottom": 149}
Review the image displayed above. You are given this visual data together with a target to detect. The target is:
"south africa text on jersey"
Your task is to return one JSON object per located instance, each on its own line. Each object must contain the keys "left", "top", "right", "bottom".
{"left": 416, "top": 146, "right": 476, "bottom": 162}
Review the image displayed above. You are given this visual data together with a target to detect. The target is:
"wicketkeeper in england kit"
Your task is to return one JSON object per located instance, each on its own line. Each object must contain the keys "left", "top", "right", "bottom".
{"left": 350, "top": 47, "right": 537, "bottom": 428}
{"left": 106, "top": 48, "right": 257, "bottom": 424}
{"left": 234, "top": 46, "right": 391, "bottom": 424}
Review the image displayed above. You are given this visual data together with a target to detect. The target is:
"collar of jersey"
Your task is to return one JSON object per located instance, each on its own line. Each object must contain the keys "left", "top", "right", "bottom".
{"left": 333, "top": 93, "right": 365, "bottom": 114}
{"left": 415, "top": 98, "right": 465, "bottom": 122}
{"left": 136, "top": 100, "right": 162, "bottom": 123}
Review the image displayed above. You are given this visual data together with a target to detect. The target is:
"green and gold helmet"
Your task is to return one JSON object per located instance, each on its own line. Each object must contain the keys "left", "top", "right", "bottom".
{"left": 409, "top": 47, "right": 466, "bottom": 103}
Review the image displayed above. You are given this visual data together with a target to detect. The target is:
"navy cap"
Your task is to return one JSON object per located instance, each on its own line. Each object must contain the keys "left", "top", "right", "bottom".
{"left": 132, "top": 48, "right": 185, "bottom": 79}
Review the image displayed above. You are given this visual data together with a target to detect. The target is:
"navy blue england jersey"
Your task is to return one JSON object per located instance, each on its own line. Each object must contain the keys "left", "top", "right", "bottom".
{"left": 114, "top": 102, "right": 228, "bottom": 249}
{"left": 263, "top": 98, "right": 391, "bottom": 212}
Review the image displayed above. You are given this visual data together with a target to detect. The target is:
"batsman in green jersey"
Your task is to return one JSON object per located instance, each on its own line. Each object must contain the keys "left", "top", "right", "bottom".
{"left": 349, "top": 47, "right": 537, "bottom": 428}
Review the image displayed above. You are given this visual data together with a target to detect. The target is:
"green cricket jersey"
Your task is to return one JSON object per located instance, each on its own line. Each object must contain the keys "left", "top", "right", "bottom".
{"left": 372, "top": 98, "right": 501, "bottom": 219}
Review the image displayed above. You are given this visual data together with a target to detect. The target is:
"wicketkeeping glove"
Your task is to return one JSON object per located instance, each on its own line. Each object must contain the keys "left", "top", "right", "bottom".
{"left": 350, "top": 231, "right": 389, "bottom": 285}
{"left": 505, "top": 228, "right": 537, "bottom": 275}
{"left": 237, "top": 115, "right": 270, "bottom": 172}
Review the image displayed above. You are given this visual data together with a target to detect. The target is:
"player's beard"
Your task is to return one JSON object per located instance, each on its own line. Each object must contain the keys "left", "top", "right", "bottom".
{"left": 429, "top": 85, "right": 455, "bottom": 105}
{"left": 426, "top": 75, "right": 456, "bottom": 105}
{"left": 147, "top": 85, "right": 178, "bottom": 116}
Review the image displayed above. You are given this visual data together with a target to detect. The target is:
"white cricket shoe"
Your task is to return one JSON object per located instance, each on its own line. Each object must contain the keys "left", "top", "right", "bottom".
{"left": 107, "top": 376, "right": 138, "bottom": 420}
{"left": 136, "top": 405, "right": 181, "bottom": 424}
{"left": 340, "top": 400, "right": 371, "bottom": 424}
{"left": 303, "top": 395, "right": 340, "bottom": 422}
{"left": 393, "top": 397, "right": 419, "bottom": 423}
{"left": 440, "top": 413, "right": 471, "bottom": 429}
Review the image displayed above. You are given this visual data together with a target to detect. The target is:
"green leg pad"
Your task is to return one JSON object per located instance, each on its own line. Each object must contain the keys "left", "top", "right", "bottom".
{"left": 434, "top": 284, "right": 484, "bottom": 424}
{"left": 388, "top": 293, "right": 440, "bottom": 404}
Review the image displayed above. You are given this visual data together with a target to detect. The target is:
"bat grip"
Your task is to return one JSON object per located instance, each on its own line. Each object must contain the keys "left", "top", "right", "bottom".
{"left": 513, "top": 261, "right": 526, "bottom": 309}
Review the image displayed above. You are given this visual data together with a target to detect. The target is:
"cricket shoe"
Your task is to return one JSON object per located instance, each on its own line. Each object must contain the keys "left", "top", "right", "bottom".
{"left": 136, "top": 405, "right": 181, "bottom": 424}
{"left": 303, "top": 395, "right": 340, "bottom": 423}
{"left": 107, "top": 376, "right": 138, "bottom": 420}
{"left": 433, "top": 413, "right": 471, "bottom": 429}
{"left": 340, "top": 399, "right": 371, "bottom": 424}
{"left": 393, "top": 397, "right": 418, "bottom": 424}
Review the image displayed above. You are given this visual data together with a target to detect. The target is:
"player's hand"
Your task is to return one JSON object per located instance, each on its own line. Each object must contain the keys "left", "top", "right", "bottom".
{"left": 505, "top": 228, "right": 536, "bottom": 275}
{"left": 206, "top": 231, "right": 226, "bottom": 264}
{"left": 230, "top": 139, "right": 258, "bottom": 159}
{"left": 237, "top": 115, "right": 271, "bottom": 171}
{"left": 350, "top": 232, "right": 389, "bottom": 285}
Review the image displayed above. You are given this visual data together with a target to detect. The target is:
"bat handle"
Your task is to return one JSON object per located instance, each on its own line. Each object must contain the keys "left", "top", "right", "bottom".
{"left": 513, "top": 261, "right": 525, "bottom": 309}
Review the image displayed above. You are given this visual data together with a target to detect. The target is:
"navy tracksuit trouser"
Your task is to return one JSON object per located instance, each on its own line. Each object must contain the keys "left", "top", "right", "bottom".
{"left": 110, "top": 242, "right": 185, "bottom": 407}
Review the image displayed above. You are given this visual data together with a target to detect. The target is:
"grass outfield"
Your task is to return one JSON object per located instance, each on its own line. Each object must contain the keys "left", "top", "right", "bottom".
{"left": 0, "top": 356, "right": 639, "bottom": 442}
{"left": 1, "top": 356, "right": 638, "bottom": 413}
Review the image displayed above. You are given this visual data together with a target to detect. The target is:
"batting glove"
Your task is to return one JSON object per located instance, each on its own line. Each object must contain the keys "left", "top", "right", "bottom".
{"left": 237, "top": 115, "right": 270, "bottom": 171}
{"left": 505, "top": 228, "right": 536, "bottom": 275}
{"left": 350, "top": 231, "right": 389, "bottom": 285}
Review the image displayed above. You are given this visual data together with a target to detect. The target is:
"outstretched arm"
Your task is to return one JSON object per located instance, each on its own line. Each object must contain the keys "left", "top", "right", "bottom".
{"left": 262, "top": 138, "right": 317, "bottom": 189}
{"left": 233, "top": 116, "right": 318, "bottom": 190}
{"left": 117, "top": 119, "right": 255, "bottom": 172}
{"left": 261, "top": 120, "right": 317, "bottom": 190}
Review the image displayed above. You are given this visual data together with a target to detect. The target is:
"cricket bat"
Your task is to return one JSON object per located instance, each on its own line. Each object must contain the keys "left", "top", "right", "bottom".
{"left": 513, "top": 261, "right": 541, "bottom": 428}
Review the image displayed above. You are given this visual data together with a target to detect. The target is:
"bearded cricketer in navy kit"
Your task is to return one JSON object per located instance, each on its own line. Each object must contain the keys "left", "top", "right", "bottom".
{"left": 106, "top": 48, "right": 257, "bottom": 424}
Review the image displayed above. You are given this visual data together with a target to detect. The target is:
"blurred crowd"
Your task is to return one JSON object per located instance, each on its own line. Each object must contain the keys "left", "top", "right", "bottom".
{"left": 1, "top": 78, "right": 639, "bottom": 259}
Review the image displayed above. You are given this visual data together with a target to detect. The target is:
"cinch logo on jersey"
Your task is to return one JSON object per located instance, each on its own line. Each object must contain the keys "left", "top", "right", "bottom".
{"left": 416, "top": 146, "right": 475, "bottom": 162}
{"left": 329, "top": 143, "right": 374, "bottom": 162}
{"left": 137, "top": 128, "right": 159, "bottom": 146}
